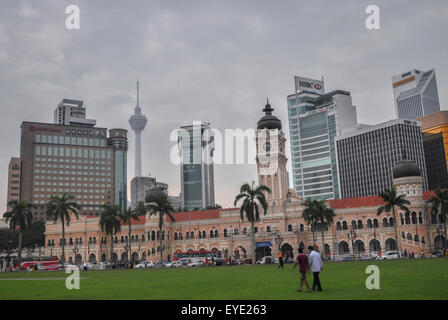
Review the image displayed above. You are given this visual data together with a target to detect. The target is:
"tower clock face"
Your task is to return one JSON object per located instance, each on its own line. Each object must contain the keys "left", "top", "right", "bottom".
{"left": 264, "top": 142, "right": 271, "bottom": 152}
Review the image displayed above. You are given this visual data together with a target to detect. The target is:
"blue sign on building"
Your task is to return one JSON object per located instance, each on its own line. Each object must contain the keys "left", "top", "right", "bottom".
{"left": 255, "top": 241, "right": 272, "bottom": 248}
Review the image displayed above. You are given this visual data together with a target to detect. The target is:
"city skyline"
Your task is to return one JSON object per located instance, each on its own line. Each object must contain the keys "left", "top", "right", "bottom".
{"left": 1, "top": 1, "right": 448, "bottom": 212}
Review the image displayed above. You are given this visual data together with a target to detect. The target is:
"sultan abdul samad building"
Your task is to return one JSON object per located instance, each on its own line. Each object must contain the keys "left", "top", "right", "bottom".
{"left": 45, "top": 101, "right": 446, "bottom": 264}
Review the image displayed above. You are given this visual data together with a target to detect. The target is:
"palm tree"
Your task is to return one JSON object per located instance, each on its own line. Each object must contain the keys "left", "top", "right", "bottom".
{"left": 377, "top": 186, "right": 410, "bottom": 258}
{"left": 234, "top": 181, "right": 271, "bottom": 264}
{"left": 302, "top": 198, "right": 319, "bottom": 248}
{"left": 119, "top": 207, "right": 143, "bottom": 264}
{"left": 46, "top": 193, "right": 81, "bottom": 264}
{"left": 426, "top": 186, "right": 448, "bottom": 251}
{"left": 316, "top": 200, "right": 335, "bottom": 259}
{"left": 146, "top": 194, "right": 175, "bottom": 262}
{"left": 99, "top": 205, "right": 122, "bottom": 264}
{"left": 3, "top": 200, "right": 35, "bottom": 267}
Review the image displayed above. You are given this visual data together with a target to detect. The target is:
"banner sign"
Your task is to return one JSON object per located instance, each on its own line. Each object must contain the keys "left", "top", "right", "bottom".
{"left": 255, "top": 241, "right": 272, "bottom": 248}
{"left": 294, "top": 76, "right": 325, "bottom": 94}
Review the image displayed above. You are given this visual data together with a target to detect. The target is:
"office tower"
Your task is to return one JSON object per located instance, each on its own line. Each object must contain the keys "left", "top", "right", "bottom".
{"left": 128, "top": 80, "right": 148, "bottom": 178}
{"left": 419, "top": 111, "right": 448, "bottom": 189}
{"left": 53, "top": 99, "right": 96, "bottom": 127}
{"left": 256, "top": 100, "right": 289, "bottom": 212}
{"left": 19, "top": 121, "right": 127, "bottom": 220}
{"left": 6, "top": 157, "right": 21, "bottom": 210}
{"left": 108, "top": 129, "right": 128, "bottom": 211}
{"left": 287, "top": 76, "right": 358, "bottom": 200}
{"left": 178, "top": 122, "right": 215, "bottom": 211}
{"left": 336, "top": 119, "right": 428, "bottom": 198}
{"left": 392, "top": 69, "right": 440, "bottom": 120}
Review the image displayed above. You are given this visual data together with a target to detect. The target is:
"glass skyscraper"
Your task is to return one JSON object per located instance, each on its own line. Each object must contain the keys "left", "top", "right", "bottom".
{"left": 287, "top": 88, "right": 358, "bottom": 200}
{"left": 178, "top": 122, "right": 215, "bottom": 211}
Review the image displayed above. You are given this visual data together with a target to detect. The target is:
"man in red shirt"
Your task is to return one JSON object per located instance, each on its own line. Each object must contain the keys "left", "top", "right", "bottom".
{"left": 293, "top": 247, "right": 312, "bottom": 293}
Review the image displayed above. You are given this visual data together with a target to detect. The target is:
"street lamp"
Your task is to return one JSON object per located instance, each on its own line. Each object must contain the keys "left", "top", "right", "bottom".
{"left": 347, "top": 227, "right": 357, "bottom": 258}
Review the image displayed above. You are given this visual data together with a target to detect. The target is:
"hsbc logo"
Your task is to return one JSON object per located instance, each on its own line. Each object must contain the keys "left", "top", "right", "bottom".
{"left": 314, "top": 83, "right": 322, "bottom": 90}
{"left": 295, "top": 76, "right": 325, "bottom": 94}
{"left": 299, "top": 81, "right": 322, "bottom": 90}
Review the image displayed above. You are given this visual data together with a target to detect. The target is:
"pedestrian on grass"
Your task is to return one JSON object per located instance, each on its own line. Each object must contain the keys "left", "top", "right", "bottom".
{"left": 293, "top": 248, "right": 312, "bottom": 293}
{"left": 308, "top": 246, "right": 323, "bottom": 291}
{"left": 278, "top": 252, "right": 284, "bottom": 270}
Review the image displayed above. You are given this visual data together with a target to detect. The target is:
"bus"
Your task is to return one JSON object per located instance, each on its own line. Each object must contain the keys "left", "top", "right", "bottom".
{"left": 173, "top": 250, "right": 222, "bottom": 262}
{"left": 20, "top": 256, "right": 59, "bottom": 271}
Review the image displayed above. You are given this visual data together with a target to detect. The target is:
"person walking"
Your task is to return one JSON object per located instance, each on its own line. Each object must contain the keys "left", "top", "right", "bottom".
{"left": 293, "top": 248, "right": 312, "bottom": 293}
{"left": 277, "top": 252, "right": 284, "bottom": 270}
{"left": 308, "top": 246, "right": 323, "bottom": 292}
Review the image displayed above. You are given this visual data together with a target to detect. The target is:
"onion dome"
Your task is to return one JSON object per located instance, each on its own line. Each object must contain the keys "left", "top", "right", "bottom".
{"left": 145, "top": 185, "right": 167, "bottom": 203}
{"left": 257, "top": 99, "right": 282, "bottom": 130}
{"left": 393, "top": 156, "right": 421, "bottom": 179}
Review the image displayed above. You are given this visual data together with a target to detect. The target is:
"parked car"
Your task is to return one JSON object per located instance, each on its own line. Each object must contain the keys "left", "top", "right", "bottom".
{"left": 172, "top": 261, "right": 184, "bottom": 268}
{"left": 145, "top": 261, "right": 155, "bottom": 268}
{"left": 135, "top": 262, "right": 147, "bottom": 269}
{"left": 257, "top": 256, "right": 273, "bottom": 264}
{"left": 382, "top": 251, "right": 399, "bottom": 260}
{"left": 164, "top": 261, "right": 173, "bottom": 268}
{"left": 188, "top": 259, "right": 204, "bottom": 267}
{"left": 431, "top": 249, "right": 444, "bottom": 257}
{"left": 239, "top": 258, "right": 253, "bottom": 265}
{"left": 179, "top": 258, "right": 192, "bottom": 266}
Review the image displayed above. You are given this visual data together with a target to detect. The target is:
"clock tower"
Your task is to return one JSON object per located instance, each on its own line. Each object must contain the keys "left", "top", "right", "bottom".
{"left": 256, "top": 99, "right": 289, "bottom": 210}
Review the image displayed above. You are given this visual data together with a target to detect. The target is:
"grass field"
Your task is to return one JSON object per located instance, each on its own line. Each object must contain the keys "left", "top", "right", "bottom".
{"left": 0, "top": 258, "right": 447, "bottom": 300}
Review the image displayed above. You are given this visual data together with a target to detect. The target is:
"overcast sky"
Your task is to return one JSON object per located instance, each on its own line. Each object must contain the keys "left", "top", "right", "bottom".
{"left": 0, "top": 0, "right": 447, "bottom": 212}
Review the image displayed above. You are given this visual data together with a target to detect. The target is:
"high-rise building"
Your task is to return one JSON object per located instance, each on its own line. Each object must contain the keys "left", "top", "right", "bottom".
{"left": 128, "top": 80, "right": 148, "bottom": 178}
{"left": 6, "top": 157, "right": 21, "bottom": 210}
{"left": 19, "top": 119, "right": 128, "bottom": 220}
{"left": 53, "top": 99, "right": 96, "bottom": 127}
{"left": 419, "top": 111, "right": 448, "bottom": 190}
{"left": 178, "top": 122, "right": 215, "bottom": 211}
{"left": 287, "top": 76, "right": 358, "bottom": 200}
{"left": 392, "top": 69, "right": 440, "bottom": 120}
{"left": 130, "top": 176, "right": 156, "bottom": 208}
{"left": 336, "top": 119, "right": 428, "bottom": 198}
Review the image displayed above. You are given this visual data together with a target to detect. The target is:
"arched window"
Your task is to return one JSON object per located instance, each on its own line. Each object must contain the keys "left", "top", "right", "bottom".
{"left": 89, "top": 237, "right": 92, "bottom": 244}
{"left": 186, "top": 232, "right": 190, "bottom": 239}
{"left": 407, "top": 233, "right": 412, "bottom": 240}
{"left": 357, "top": 220, "right": 363, "bottom": 229}
{"left": 418, "top": 212, "right": 423, "bottom": 224}
{"left": 69, "top": 238, "right": 73, "bottom": 245}
{"left": 223, "top": 229, "right": 227, "bottom": 237}
{"left": 93, "top": 237, "right": 96, "bottom": 244}
{"left": 179, "top": 232, "right": 182, "bottom": 240}
{"left": 300, "top": 224, "right": 304, "bottom": 232}
{"left": 142, "top": 235, "right": 146, "bottom": 242}
{"left": 373, "top": 219, "right": 379, "bottom": 228}
{"left": 114, "top": 236, "right": 118, "bottom": 243}
{"left": 243, "top": 227, "right": 247, "bottom": 234}
{"left": 336, "top": 222, "right": 342, "bottom": 231}
{"left": 414, "top": 235, "right": 419, "bottom": 242}
{"left": 254, "top": 227, "right": 258, "bottom": 233}
{"left": 405, "top": 212, "right": 410, "bottom": 225}
{"left": 411, "top": 212, "right": 417, "bottom": 224}
{"left": 401, "top": 231, "right": 405, "bottom": 239}
{"left": 210, "top": 230, "right": 214, "bottom": 238}
{"left": 156, "top": 231, "right": 160, "bottom": 240}
{"left": 174, "top": 232, "right": 178, "bottom": 240}
{"left": 131, "top": 235, "right": 134, "bottom": 242}
{"left": 190, "top": 231, "right": 194, "bottom": 239}
{"left": 382, "top": 218, "right": 388, "bottom": 228}
{"left": 366, "top": 219, "right": 372, "bottom": 229}
{"left": 215, "top": 230, "right": 219, "bottom": 238}
{"left": 287, "top": 224, "right": 293, "bottom": 232}
{"left": 202, "top": 231, "right": 206, "bottom": 239}
{"left": 351, "top": 220, "right": 357, "bottom": 230}
{"left": 389, "top": 217, "right": 394, "bottom": 227}
{"left": 151, "top": 231, "right": 155, "bottom": 241}
{"left": 266, "top": 226, "right": 271, "bottom": 232}
{"left": 422, "top": 236, "right": 426, "bottom": 244}
{"left": 342, "top": 221, "right": 348, "bottom": 230}
{"left": 400, "top": 214, "right": 405, "bottom": 225}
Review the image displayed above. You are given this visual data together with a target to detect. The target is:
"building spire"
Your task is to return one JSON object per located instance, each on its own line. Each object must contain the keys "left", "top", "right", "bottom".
{"left": 136, "top": 78, "right": 140, "bottom": 108}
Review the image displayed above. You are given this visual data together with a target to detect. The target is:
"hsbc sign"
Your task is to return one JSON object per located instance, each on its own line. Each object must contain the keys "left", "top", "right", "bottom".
{"left": 294, "top": 76, "right": 325, "bottom": 94}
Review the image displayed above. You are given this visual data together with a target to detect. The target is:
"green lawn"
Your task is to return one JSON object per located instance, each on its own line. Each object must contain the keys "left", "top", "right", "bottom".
{"left": 0, "top": 258, "right": 447, "bottom": 300}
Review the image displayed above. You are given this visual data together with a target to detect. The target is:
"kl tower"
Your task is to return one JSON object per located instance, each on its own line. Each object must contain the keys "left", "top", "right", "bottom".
{"left": 128, "top": 79, "right": 148, "bottom": 177}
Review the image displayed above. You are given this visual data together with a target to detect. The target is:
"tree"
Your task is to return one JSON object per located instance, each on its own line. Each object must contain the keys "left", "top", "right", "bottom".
{"left": 302, "top": 198, "right": 319, "bottom": 248}
{"left": 377, "top": 187, "right": 410, "bottom": 258}
{"left": 22, "top": 220, "right": 45, "bottom": 254}
{"left": 317, "top": 200, "right": 335, "bottom": 259}
{"left": 426, "top": 186, "right": 448, "bottom": 251}
{"left": 119, "top": 206, "right": 144, "bottom": 264}
{"left": 99, "top": 205, "right": 122, "bottom": 264}
{"left": 234, "top": 181, "right": 271, "bottom": 263}
{"left": 3, "top": 200, "right": 35, "bottom": 267}
{"left": 146, "top": 194, "right": 175, "bottom": 262}
{"left": 46, "top": 193, "right": 81, "bottom": 264}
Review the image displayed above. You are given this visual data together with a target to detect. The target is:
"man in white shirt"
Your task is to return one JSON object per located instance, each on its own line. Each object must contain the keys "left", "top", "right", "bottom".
{"left": 308, "top": 246, "right": 323, "bottom": 291}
